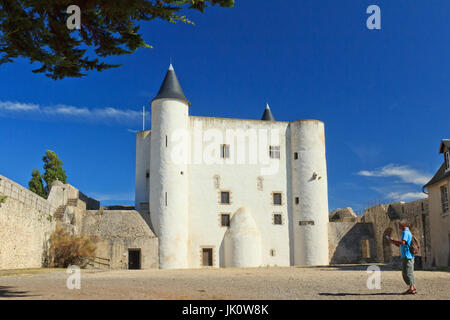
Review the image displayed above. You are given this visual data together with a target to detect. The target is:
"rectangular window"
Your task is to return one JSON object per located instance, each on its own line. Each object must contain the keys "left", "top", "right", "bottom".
{"left": 220, "top": 144, "right": 230, "bottom": 159}
{"left": 273, "top": 192, "right": 282, "bottom": 205}
{"left": 165, "top": 135, "right": 168, "bottom": 147}
{"left": 221, "top": 191, "right": 230, "bottom": 204}
{"left": 294, "top": 152, "right": 299, "bottom": 160}
{"left": 273, "top": 213, "right": 282, "bottom": 225}
{"left": 441, "top": 185, "right": 449, "bottom": 213}
{"left": 221, "top": 214, "right": 230, "bottom": 227}
{"left": 299, "top": 220, "right": 315, "bottom": 226}
{"left": 165, "top": 192, "right": 168, "bottom": 206}
{"left": 295, "top": 197, "right": 299, "bottom": 205}
{"left": 445, "top": 152, "right": 450, "bottom": 170}
{"left": 269, "top": 146, "right": 280, "bottom": 159}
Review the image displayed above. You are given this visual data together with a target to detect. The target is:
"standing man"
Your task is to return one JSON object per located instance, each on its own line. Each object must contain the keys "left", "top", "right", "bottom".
{"left": 388, "top": 220, "right": 417, "bottom": 295}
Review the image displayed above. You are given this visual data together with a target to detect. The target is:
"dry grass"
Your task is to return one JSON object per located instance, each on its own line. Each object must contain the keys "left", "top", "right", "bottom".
{"left": 47, "top": 226, "right": 96, "bottom": 268}
{"left": 0, "top": 268, "right": 64, "bottom": 277}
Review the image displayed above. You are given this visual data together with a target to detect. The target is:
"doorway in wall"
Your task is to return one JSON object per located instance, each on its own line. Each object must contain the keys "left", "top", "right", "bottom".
{"left": 202, "top": 248, "right": 213, "bottom": 267}
{"left": 128, "top": 249, "right": 141, "bottom": 270}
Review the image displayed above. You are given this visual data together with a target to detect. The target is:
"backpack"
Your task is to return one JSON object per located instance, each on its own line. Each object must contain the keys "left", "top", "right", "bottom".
{"left": 409, "top": 234, "right": 420, "bottom": 255}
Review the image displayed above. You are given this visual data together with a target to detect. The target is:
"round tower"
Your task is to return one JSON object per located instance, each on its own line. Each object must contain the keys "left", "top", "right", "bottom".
{"left": 149, "top": 64, "right": 190, "bottom": 269}
{"left": 290, "top": 120, "right": 329, "bottom": 266}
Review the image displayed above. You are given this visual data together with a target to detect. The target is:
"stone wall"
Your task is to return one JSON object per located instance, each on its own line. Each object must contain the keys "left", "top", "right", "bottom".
{"left": 328, "top": 221, "right": 376, "bottom": 264}
{"left": 360, "top": 199, "right": 430, "bottom": 268}
{"left": 80, "top": 209, "right": 158, "bottom": 269}
{"left": 0, "top": 175, "right": 56, "bottom": 269}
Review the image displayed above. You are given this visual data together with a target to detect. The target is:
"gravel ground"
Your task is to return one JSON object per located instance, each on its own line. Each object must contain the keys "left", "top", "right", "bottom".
{"left": 0, "top": 265, "right": 449, "bottom": 300}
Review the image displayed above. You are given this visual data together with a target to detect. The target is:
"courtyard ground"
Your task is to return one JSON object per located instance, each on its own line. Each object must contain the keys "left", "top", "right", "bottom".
{"left": 0, "top": 264, "right": 449, "bottom": 300}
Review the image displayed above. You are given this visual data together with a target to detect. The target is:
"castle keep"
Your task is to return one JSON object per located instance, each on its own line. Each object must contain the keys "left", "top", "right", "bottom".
{"left": 135, "top": 65, "right": 330, "bottom": 269}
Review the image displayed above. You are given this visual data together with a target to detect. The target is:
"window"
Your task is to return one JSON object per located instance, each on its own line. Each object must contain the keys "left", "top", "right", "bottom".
{"left": 269, "top": 146, "right": 280, "bottom": 159}
{"left": 273, "top": 213, "right": 282, "bottom": 225}
{"left": 165, "top": 192, "right": 168, "bottom": 206}
{"left": 295, "top": 197, "right": 299, "bottom": 205}
{"left": 441, "top": 185, "right": 449, "bottom": 213}
{"left": 146, "top": 171, "right": 150, "bottom": 178}
{"left": 445, "top": 152, "right": 450, "bottom": 170}
{"left": 273, "top": 192, "right": 282, "bottom": 205}
{"left": 270, "top": 249, "right": 276, "bottom": 257}
{"left": 221, "top": 214, "right": 230, "bottom": 227}
{"left": 221, "top": 191, "right": 230, "bottom": 204}
{"left": 220, "top": 144, "right": 230, "bottom": 159}
{"left": 294, "top": 152, "right": 299, "bottom": 160}
{"left": 299, "top": 220, "right": 315, "bottom": 226}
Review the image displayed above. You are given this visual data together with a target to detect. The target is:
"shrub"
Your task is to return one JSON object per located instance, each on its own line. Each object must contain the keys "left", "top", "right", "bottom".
{"left": 48, "top": 226, "right": 96, "bottom": 268}
{"left": 0, "top": 195, "right": 7, "bottom": 203}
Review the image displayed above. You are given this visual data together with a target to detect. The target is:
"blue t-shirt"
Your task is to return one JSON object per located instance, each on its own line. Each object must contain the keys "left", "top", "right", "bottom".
{"left": 401, "top": 227, "right": 414, "bottom": 259}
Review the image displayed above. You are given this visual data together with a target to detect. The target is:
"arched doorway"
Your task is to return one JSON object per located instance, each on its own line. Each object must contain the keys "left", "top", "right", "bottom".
{"left": 382, "top": 228, "right": 394, "bottom": 263}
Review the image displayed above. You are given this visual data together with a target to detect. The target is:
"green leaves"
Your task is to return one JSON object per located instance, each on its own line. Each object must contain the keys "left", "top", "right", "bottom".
{"left": 0, "top": 0, "right": 234, "bottom": 79}
{"left": 28, "top": 150, "right": 67, "bottom": 198}
{"left": 42, "top": 150, "right": 67, "bottom": 194}
{"left": 28, "top": 168, "right": 47, "bottom": 198}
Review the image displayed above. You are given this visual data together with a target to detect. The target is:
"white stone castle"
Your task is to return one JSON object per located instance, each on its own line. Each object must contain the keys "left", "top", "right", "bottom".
{"left": 135, "top": 65, "right": 329, "bottom": 269}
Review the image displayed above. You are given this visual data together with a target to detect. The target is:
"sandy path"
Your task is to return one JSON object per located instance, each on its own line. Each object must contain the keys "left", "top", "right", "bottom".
{"left": 0, "top": 265, "right": 449, "bottom": 300}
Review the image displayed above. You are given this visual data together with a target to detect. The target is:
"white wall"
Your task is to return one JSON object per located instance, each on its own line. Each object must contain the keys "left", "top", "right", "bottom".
{"left": 138, "top": 114, "right": 330, "bottom": 269}
{"left": 135, "top": 130, "right": 151, "bottom": 211}
{"left": 187, "top": 117, "right": 291, "bottom": 268}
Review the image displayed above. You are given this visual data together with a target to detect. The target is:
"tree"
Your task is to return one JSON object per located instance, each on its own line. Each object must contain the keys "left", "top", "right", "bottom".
{"left": 42, "top": 150, "right": 67, "bottom": 194}
{"left": 28, "top": 150, "right": 67, "bottom": 197}
{"left": 0, "top": 0, "right": 234, "bottom": 80}
{"left": 28, "top": 168, "right": 46, "bottom": 198}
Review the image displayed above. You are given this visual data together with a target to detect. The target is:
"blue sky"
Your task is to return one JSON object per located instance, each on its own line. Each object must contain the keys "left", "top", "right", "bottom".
{"left": 0, "top": 0, "right": 449, "bottom": 213}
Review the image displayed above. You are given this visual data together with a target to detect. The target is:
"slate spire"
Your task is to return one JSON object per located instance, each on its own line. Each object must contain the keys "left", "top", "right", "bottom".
{"left": 261, "top": 103, "right": 275, "bottom": 121}
{"left": 152, "top": 64, "right": 190, "bottom": 105}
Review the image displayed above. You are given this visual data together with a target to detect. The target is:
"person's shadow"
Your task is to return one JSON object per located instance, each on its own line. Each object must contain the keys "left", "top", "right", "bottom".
{"left": 319, "top": 292, "right": 403, "bottom": 297}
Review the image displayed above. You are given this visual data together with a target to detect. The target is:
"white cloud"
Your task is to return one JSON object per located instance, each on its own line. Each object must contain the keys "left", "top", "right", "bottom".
{"left": 0, "top": 101, "right": 40, "bottom": 111}
{"left": 387, "top": 192, "right": 427, "bottom": 201}
{"left": 0, "top": 100, "right": 148, "bottom": 124}
{"left": 358, "top": 164, "right": 431, "bottom": 185}
{"left": 90, "top": 192, "right": 134, "bottom": 202}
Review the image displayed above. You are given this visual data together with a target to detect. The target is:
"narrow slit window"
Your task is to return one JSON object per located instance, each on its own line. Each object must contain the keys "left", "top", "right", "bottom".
{"left": 295, "top": 197, "right": 299, "bottom": 205}
{"left": 165, "top": 192, "right": 167, "bottom": 206}
{"left": 220, "top": 144, "right": 230, "bottom": 159}
{"left": 294, "top": 152, "right": 299, "bottom": 160}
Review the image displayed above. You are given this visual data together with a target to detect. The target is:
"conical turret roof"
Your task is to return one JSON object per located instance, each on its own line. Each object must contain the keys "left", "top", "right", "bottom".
{"left": 261, "top": 103, "right": 275, "bottom": 121}
{"left": 152, "top": 64, "right": 190, "bottom": 105}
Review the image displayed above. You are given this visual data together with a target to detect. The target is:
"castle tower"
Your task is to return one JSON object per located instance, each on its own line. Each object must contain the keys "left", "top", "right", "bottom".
{"left": 290, "top": 120, "right": 329, "bottom": 266}
{"left": 149, "top": 64, "right": 190, "bottom": 269}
